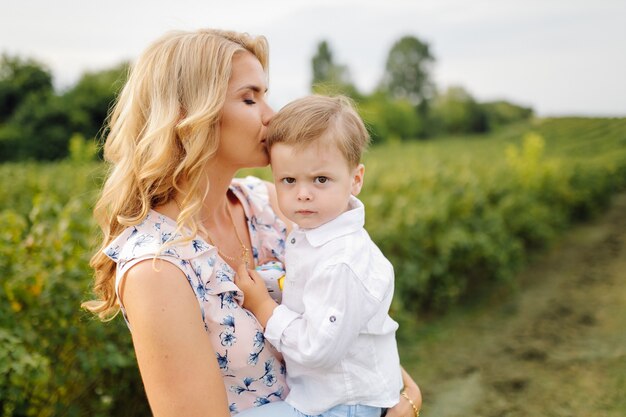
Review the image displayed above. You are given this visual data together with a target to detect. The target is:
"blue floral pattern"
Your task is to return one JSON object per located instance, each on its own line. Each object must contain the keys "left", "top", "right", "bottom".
{"left": 104, "top": 177, "right": 289, "bottom": 415}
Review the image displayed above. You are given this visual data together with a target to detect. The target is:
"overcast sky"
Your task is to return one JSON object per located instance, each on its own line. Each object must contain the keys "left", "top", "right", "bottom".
{"left": 2, "top": 0, "right": 625, "bottom": 116}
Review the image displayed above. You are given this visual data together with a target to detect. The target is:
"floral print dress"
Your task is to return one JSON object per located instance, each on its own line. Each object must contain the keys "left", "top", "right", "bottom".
{"left": 104, "top": 176, "right": 289, "bottom": 415}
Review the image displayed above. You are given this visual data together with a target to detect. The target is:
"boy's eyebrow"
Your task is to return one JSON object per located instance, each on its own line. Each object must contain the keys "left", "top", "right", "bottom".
{"left": 236, "top": 84, "right": 268, "bottom": 93}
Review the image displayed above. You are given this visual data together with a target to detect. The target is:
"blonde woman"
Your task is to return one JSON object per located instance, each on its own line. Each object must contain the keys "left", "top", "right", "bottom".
{"left": 84, "top": 28, "right": 421, "bottom": 417}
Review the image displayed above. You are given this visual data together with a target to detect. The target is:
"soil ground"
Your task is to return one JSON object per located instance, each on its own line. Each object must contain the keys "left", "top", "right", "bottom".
{"left": 400, "top": 193, "right": 626, "bottom": 417}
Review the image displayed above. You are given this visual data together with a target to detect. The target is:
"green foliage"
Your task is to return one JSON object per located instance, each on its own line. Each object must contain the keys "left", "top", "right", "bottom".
{"left": 62, "top": 63, "right": 128, "bottom": 141}
{"left": 359, "top": 118, "right": 626, "bottom": 313}
{"left": 0, "top": 60, "right": 126, "bottom": 162}
{"left": 1, "top": 91, "right": 74, "bottom": 161}
{"left": 310, "top": 41, "right": 361, "bottom": 99}
{"left": 358, "top": 93, "right": 425, "bottom": 142}
{"left": 2, "top": 36, "right": 535, "bottom": 162}
{"left": 68, "top": 134, "right": 98, "bottom": 164}
{"left": 0, "top": 328, "right": 50, "bottom": 417}
{"left": 379, "top": 35, "right": 435, "bottom": 107}
{"left": 311, "top": 36, "right": 532, "bottom": 143}
{"left": 311, "top": 41, "right": 337, "bottom": 86}
{"left": 0, "top": 55, "right": 66, "bottom": 161}
{"left": 430, "top": 86, "right": 488, "bottom": 135}
{"left": 0, "top": 54, "right": 53, "bottom": 124}
{"left": 0, "top": 162, "right": 149, "bottom": 416}
{"left": 307, "top": 38, "right": 531, "bottom": 141}
{"left": 1, "top": 118, "right": 624, "bottom": 413}
{"left": 481, "top": 100, "right": 533, "bottom": 130}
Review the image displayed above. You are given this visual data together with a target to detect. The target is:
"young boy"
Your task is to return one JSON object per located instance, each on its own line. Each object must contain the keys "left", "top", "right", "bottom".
{"left": 236, "top": 95, "right": 402, "bottom": 417}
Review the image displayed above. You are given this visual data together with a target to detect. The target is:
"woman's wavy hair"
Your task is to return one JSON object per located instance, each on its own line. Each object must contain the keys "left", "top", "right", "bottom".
{"left": 83, "top": 28, "right": 269, "bottom": 319}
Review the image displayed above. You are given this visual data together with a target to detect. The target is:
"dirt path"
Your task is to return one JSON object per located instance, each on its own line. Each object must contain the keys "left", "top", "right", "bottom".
{"left": 401, "top": 193, "right": 626, "bottom": 417}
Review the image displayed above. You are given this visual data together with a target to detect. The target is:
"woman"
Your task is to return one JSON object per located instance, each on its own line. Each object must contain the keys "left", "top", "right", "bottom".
{"left": 83, "top": 28, "right": 421, "bottom": 417}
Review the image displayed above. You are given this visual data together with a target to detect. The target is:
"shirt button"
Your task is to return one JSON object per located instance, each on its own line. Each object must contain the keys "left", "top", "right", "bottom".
{"left": 290, "top": 238, "right": 296, "bottom": 244}
{"left": 329, "top": 316, "right": 336, "bottom": 323}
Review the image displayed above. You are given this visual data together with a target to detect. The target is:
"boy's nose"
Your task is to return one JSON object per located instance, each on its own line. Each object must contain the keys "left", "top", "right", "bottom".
{"left": 297, "top": 187, "right": 312, "bottom": 201}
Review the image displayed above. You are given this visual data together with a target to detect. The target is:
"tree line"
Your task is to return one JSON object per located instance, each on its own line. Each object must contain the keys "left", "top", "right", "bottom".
{"left": 311, "top": 36, "right": 533, "bottom": 142}
{"left": 0, "top": 35, "right": 532, "bottom": 162}
{"left": 0, "top": 55, "right": 128, "bottom": 161}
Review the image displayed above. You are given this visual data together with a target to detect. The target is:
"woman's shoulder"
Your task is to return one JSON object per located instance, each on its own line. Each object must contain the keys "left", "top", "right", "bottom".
{"left": 103, "top": 210, "right": 214, "bottom": 269}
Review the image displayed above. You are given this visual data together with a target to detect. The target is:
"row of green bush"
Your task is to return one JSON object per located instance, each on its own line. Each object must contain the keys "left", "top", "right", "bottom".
{"left": 0, "top": 163, "right": 149, "bottom": 417}
{"left": 0, "top": 118, "right": 624, "bottom": 415}
{"left": 367, "top": 134, "right": 624, "bottom": 318}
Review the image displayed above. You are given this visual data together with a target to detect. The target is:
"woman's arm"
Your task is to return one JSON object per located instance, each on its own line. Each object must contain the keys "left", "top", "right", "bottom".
{"left": 120, "top": 259, "right": 230, "bottom": 417}
{"left": 385, "top": 367, "right": 422, "bottom": 417}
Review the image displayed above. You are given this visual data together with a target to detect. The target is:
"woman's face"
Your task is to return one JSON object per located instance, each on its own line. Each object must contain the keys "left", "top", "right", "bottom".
{"left": 217, "top": 51, "right": 274, "bottom": 169}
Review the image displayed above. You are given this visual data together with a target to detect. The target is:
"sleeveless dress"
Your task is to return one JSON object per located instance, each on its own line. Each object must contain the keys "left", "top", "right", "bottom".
{"left": 104, "top": 176, "right": 289, "bottom": 415}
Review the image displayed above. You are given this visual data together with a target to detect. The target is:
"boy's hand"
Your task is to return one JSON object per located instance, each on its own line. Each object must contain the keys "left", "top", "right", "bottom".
{"left": 235, "top": 264, "right": 278, "bottom": 328}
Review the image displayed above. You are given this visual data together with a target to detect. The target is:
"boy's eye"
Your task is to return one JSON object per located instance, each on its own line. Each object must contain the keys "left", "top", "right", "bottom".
{"left": 314, "top": 176, "right": 329, "bottom": 184}
{"left": 281, "top": 177, "right": 295, "bottom": 184}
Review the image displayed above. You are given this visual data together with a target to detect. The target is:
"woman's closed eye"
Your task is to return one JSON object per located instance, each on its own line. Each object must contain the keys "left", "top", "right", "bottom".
{"left": 244, "top": 98, "right": 256, "bottom": 105}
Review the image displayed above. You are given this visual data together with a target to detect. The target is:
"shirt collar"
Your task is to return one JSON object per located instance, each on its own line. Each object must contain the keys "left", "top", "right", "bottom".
{"left": 295, "top": 196, "right": 364, "bottom": 247}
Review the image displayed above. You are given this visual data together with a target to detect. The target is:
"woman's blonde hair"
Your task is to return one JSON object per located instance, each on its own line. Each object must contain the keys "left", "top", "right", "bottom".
{"left": 83, "top": 28, "right": 269, "bottom": 319}
{"left": 265, "top": 95, "right": 370, "bottom": 167}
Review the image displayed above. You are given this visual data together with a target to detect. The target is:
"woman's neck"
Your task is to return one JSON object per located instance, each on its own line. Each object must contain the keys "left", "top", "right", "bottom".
{"left": 161, "top": 159, "right": 241, "bottom": 228}
{"left": 196, "top": 161, "right": 238, "bottom": 228}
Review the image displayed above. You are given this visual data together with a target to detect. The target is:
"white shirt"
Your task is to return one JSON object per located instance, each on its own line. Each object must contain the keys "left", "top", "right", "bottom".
{"left": 264, "top": 196, "right": 402, "bottom": 414}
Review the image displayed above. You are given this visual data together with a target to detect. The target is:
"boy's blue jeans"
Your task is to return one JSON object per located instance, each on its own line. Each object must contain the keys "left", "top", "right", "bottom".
{"left": 237, "top": 401, "right": 384, "bottom": 417}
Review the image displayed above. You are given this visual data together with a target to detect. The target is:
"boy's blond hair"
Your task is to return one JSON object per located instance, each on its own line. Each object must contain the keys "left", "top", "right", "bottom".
{"left": 266, "top": 95, "right": 370, "bottom": 167}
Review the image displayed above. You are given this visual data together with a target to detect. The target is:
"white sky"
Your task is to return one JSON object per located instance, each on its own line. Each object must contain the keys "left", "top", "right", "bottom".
{"left": 1, "top": 0, "right": 625, "bottom": 116}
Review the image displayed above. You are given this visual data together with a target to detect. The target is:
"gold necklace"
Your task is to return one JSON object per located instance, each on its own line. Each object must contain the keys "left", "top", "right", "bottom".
{"left": 173, "top": 198, "right": 252, "bottom": 268}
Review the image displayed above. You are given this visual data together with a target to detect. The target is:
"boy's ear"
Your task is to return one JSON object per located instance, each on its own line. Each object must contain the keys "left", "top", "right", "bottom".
{"left": 351, "top": 164, "right": 365, "bottom": 196}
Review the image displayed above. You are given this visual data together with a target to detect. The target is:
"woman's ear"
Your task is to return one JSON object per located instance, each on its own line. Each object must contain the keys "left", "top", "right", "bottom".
{"left": 351, "top": 164, "right": 365, "bottom": 196}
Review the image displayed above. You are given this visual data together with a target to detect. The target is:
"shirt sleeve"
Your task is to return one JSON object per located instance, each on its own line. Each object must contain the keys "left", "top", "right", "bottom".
{"left": 264, "top": 262, "right": 382, "bottom": 369}
{"left": 115, "top": 254, "right": 193, "bottom": 331}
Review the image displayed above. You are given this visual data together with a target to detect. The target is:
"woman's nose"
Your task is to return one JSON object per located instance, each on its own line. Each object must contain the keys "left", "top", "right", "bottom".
{"left": 262, "top": 102, "right": 275, "bottom": 126}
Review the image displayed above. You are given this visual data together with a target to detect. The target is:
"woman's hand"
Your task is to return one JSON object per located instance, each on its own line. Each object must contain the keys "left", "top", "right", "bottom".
{"left": 386, "top": 367, "right": 422, "bottom": 417}
{"left": 235, "top": 264, "right": 278, "bottom": 328}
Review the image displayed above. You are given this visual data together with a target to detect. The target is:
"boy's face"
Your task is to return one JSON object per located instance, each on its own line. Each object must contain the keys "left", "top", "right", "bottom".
{"left": 270, "top": 140, "right": 364, "bottom": 229}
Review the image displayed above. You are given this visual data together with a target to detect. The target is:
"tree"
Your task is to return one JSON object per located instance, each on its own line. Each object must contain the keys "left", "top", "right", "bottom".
{"left": 0, "top": 54, "right": 53, "bottom": 123}
{"left": 379, "top": 35, "right": 435, "bottom": 109}
{"left": 311, "top": 41, "right": 334, "bottom": 86}
{"left": 310, "top": 41, "right": 360, "bottom": 99}
{"left": 62, "top": 62, "right": 128, "bottom": 141}
{"left": 359, "top": 92, "right": 426, "bottom": 143}
{"left": 5, "top": 91, "right": 74, "bottom": 160}
{"left": 430, "top": 86, "right": 488, "bottom": 135}
{"left": 480, "top": 100, "right": 534, "bottom": 130}
{"left": 0, "top": 59, "right": 128, "bottom": 161}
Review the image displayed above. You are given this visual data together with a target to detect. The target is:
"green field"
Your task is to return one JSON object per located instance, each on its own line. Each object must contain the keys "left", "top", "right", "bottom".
{"left": 1, "top": 117, "right": 625, "bottom": 416}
